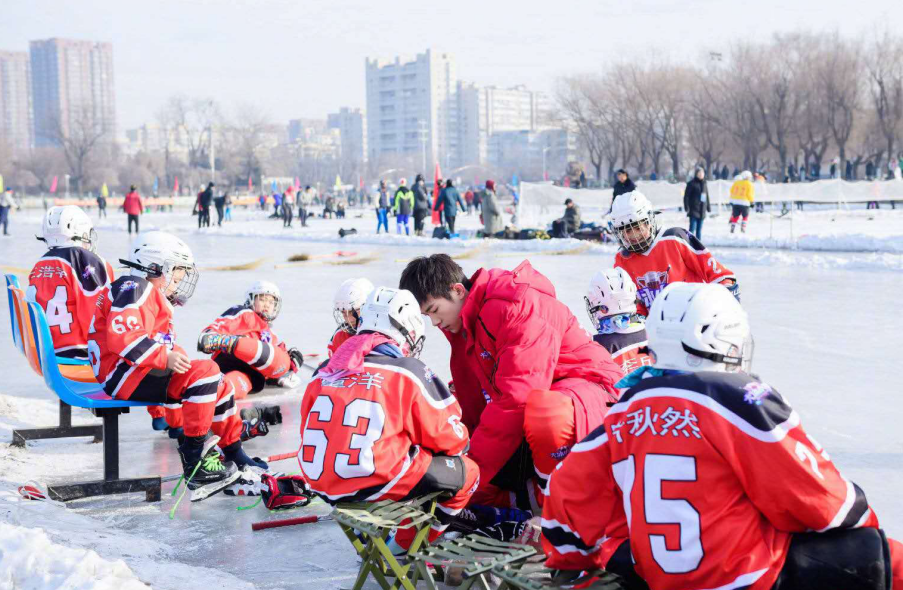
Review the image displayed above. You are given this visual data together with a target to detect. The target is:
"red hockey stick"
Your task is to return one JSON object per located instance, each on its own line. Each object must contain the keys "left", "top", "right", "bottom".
{"left": 251, "top": 514, "right": 332, "bottom": 531}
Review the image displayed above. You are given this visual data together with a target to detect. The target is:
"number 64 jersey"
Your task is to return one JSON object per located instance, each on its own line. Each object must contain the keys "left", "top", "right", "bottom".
{"left": 541, "top": 371, "right": 879, "bottom": 590}
{"left": 299, "top": 355, "right": 469, "bottom": 504}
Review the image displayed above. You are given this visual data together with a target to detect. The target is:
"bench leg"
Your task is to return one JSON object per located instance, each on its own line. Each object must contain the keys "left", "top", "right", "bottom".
{"left": 11, "top": 401, "right": 103, "bottom": 447}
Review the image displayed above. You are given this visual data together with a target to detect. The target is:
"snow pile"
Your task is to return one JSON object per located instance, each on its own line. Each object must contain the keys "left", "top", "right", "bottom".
{"left": 0, "top": 522, "right": 148, "bottom": 589}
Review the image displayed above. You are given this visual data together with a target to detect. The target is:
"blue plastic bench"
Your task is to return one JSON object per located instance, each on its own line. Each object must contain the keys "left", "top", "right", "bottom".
{"left": 6, "top": 273, "right": 162, "bottom": 502}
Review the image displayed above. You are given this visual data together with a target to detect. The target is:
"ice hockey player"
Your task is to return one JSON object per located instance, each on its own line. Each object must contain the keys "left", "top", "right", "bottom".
{"left": 28, "top": 206, "right": 114, "bottom": 361}
{"left": 198, "top": 280, "right": 304, "bottom": 396}
{"left": 399, "top": 254, "right": 622, "bottom": 514}
{"left": 299, "top": 287, "right": 479, "bottom": 551}
{"left": 327, "top": 277, "right": 375, "bottom": 357}
{"left": 541, "top": 282, "right": 903, "bottom": 590}
{"left": 729, "top": 170, "right": 755, "bottom": 233}
{"left": 610, "top": 190, "right": 738, "bottom": 316}
{"left": 585, "top": 268, "right": 652, "bottom": 376}
{"left": 90, "top": 231, "right": 262, "bottom": 499}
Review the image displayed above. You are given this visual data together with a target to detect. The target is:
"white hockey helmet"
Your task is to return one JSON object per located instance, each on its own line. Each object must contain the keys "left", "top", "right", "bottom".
{"left": 646, "top": 282, "right": 753, "bottom": 373}
{"left": 739, "top": 170, "right": 753, "bottom": 181}
{"left": 585, "top": 268, "right": 638, "bottom": 332}
{"left": 246, "top": 280, "right": 282, "bottom": 322}
{"left": 609, "top": 191, "right": 658, "bottom": 254}
{"left": 40, "top": 206, "right": 97, "bottom": 252}
{"left": 124, "top": 231, "right": 198, "bottom": 306}
{"left": 357, "top": 287, "right": 425, "bottom": 358}
{"left": 333, "top": 277, "right": 375, "bottom": 334}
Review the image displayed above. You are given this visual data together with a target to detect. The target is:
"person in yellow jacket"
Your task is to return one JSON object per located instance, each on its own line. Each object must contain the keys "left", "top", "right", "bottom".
{"left": 729, "top": 170, "right": 755, "bottom": 233}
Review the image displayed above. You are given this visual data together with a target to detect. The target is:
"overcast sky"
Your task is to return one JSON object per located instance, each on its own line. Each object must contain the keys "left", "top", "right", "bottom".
{"left": 2, "top": 0, "right": 893, "bottom": 130}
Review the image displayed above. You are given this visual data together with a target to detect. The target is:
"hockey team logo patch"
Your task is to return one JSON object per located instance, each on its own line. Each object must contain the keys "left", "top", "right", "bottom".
{"left": 743, "top": 381, "right": 772, "bottom": 405}
{"left": 636, "top": 269, "right": 670, "bottom": 308}
{"left": 120, "top": 280, "right": 139, "bottom": 292}
{"left": 81, "top": 264, "right": 96, "bottom": 279}
{"left": 260, "top": 330, "right": 272, "bottom": 343}
{"left": 423, "top": 367, "right": 435, "bottom": 382}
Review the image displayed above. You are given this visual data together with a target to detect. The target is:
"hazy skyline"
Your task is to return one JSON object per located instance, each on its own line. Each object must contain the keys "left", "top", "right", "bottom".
{"left": 2, "top": 0, "right": 893, "bottom": 131}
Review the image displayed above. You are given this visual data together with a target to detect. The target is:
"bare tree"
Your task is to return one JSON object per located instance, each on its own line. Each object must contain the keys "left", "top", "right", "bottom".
{"left": 818, "top": 34, "right": 863, "bottom": 178}
{"left": 158, "top": 95, "right": 222, "bottom": 171}
{"left": 555, "top": 76, "right": 607, "bottom": 182}
{"left": 47, "top": 106, "right": 109, "bottom": 193}
{"left": 229, "top": 103, "right": 273, "bottom": 187}
{"left": 13, "top": 147, "right": 66, "bottom": 193}
{"left": 865, "top": 30, "right": 903, "bottom": 172}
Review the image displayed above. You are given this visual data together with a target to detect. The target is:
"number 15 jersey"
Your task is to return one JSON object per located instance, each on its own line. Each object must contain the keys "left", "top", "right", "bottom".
{"left": 299, "top": 355, "right": 469, "bottom": 503}
{"left": 541, "top": 371, "right": 879, "bottom": 590}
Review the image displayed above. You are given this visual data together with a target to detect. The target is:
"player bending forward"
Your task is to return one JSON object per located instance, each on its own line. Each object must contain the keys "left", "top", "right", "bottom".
{"left": 542, "top": 282, "right": 903, "bottom": 590}
{"left": 585, "top": 268, "right": 653, "bottom": 376}
{"left": 90, "top": 232, "right": 265, "bottom": 500}
{"left": 299, "top": 287, "right": 479, "bottom": 552}
{"left": 610, "top": 190, "right": 738, "bottom": 316}
{"left": 198, "top": 281, "right": 304, "bottom": 395}
{"left": 327, "top": 277, "right": 374, "bottom": 356}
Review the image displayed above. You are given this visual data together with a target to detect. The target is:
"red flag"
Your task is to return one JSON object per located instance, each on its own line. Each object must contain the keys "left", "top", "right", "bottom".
{"left": 295, "top": 177, "right": 300, "bottom": 189}
{"left": 49, "top": 176, "right": 58, "bottom": 193}
{"left": 248, "top": 175, "right": 253, "bottom": 192}
{"left": 431, "top": 162, "right": 443, "bottom": 225}
{"left": 173, "top": 176, "right": 179, "bottom": 195}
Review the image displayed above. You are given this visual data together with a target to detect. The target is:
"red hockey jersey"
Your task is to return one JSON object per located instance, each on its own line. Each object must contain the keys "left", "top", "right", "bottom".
{"left": 614, "top": 227, "right": 735, "bottom": 316}
{"left": 593, "top": 327, "right": 654, "bottom": 376}
{"left": 298, "top": 354, "right": 468, "bottom": 503}
{"left": 202, "top": 305, "right": 286, "bottom": 351}
{"left": 28, "top": 247, "right": 114, "bottom": 359}
{"left": 327, "top": 328, "right": 352, "bottom": 357}
{"left": 541, "top": 371, "right": 879, "bottom": 590}
{"left": 90, "top": 276, "right": 175, "bottom": 399}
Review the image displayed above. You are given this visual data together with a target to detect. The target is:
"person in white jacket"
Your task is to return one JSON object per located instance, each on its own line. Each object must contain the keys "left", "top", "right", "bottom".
{"left": 0, "top": 188, "right": 20, "bottom": 236}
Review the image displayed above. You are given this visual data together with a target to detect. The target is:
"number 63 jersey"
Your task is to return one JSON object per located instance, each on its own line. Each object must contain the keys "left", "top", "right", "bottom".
{"left": 299, "top": 355, "right": 469, "bottom": 503}
{"left": 541, "top": 371, "right": 879, "bottom": 590}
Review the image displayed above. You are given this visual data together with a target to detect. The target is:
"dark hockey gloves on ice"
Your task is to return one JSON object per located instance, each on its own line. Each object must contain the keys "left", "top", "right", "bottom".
{"left": 260, "top": 474, "right": 311, "bottom": 510}
{"left": 241, "top": 419, "right": 269, "bottom": 441}
{"left": 240, "top": 405, "right": 283, "bottom": 426}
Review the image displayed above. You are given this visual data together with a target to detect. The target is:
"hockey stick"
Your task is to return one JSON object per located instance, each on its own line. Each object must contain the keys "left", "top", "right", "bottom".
{"left": 251, "top": 514, "right": 333, "bottom": 531}
{"left": 161, "top": 450, "right": 301, "bottom": 483}
{"left": 202, "top": 257, "right": 270, "bottom": 272}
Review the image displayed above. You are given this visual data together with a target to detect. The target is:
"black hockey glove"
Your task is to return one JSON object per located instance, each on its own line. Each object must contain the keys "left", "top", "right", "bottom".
{"left": 240, "top": 405, "right": 283, "bottom": 426}
{"left": 287, "top": 348, "right": 304, "bottom": 372}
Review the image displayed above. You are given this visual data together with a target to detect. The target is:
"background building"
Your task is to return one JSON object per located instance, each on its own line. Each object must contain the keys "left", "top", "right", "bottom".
{"left": 365, "top": 50, "right": 458, "bottom": 172}
{"left": 327, "top": 107, "right": 367, "bottom": 164}
{"left": 30, "top": 38, "right": 116, "bottom": 147}
{"left": 0, "top": 51, "right": 32, "bottom": 152}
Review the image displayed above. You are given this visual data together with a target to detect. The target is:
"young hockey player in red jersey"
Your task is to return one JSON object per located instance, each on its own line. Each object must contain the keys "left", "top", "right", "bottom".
{"left": 28, "top": 206, "right": 114, "bottom": 361}
{"left": 400, "top": 254, "right": 623, "bottom": 514}
{"left": 610, "top": 191, "right": 738, "bottom": 316}
{"left": 327, "top": 277, "right": 374, "bottom": 357}
{"left": 542, "top": 282, "right": 903, "bottom": 590}
{"left": 90, "top": 231, "right": 264, "bottom": 499}
{"left": 585, "top": 268, "right": 653, "bottom": 376}
{"left": 299, "top": 287, "right": 479, "bottom": 551}
{"left": 198, "top": 281, "right": 303, "bottom": 397}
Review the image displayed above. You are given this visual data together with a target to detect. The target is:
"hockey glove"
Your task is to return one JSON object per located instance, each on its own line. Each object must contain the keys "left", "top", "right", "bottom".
{"left": 724, "top": 280, "right": 741, "bottom": 302}
{"left": 240, "top": 405, "right": 283, "bottom": 426}
{"left": 287, "top": 348, "right": 304, "bottom": 372}
{"left": 241, "top": 419, "right": 269, "bottom": 441}
{"left": 260, "top": 474, "right": 312, "bottom": 511}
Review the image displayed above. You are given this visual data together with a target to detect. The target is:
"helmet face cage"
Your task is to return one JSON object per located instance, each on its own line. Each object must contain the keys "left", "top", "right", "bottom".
{"left": 613, "top": 214, "right": 657, "bottom": 254}
{"left": 333, "top": 308, "right": 360, "bottom": 334}
{"left": 164, "top": 261, "right": 199, "bottom": 306}
{"left": 389, "top": 315, "right": 424, "bottom": 359}
{"left": 249, "top": 292, "right": 282, "bottom": 322}
{"left": 76, "top": 228, "right": 98, "bottom": 253}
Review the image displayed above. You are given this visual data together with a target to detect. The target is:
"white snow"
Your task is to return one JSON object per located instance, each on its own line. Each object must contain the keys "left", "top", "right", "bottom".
{"left": 0, "top": 206, "right": 901, "bottom": 589}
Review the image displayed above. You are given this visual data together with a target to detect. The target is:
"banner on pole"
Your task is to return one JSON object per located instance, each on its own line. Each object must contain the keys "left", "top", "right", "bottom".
{"left": 50, "top": 176, "right": 58, "bottom": 193}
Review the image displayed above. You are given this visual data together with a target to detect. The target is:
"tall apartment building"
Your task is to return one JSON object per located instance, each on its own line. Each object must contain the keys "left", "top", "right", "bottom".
{"left": 327, "top": 107, "right": 367, "bottom": 163}
{"left": 0, "top": 51, "right": 32, "bottom": 152}
{"left": 30, "top": 38, "right": 115, "bottom": 147}
{"left": 365, "top": 50, "right": 458, "bottom": 172}
{"left": 458, "top": 83, "right": 552, "bottom": 167}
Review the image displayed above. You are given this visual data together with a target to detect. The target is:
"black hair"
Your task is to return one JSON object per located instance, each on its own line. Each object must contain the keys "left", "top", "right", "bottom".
{"left": 445, "top": 179, "right": 453, "bottom": 188}
{"left": 399, "top": 254, "right": 469, "bottom": 304}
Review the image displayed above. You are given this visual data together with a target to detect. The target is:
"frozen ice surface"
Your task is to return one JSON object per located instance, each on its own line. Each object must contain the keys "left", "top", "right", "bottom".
{"left": 0, "top": 208, "right": 901, "bottom": 589}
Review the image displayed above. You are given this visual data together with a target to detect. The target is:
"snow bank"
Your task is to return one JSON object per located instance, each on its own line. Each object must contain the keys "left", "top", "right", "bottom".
{"left": 0, "top": 522, "right": 148, "bottom": 590}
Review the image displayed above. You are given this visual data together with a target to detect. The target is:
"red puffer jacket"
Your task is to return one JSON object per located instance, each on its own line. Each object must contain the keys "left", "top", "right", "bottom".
{"left": 446, "top": 260, "right": 623, "bottom": 484}
{"left": 123, "top": 191, "right": 143, "bottom": 215}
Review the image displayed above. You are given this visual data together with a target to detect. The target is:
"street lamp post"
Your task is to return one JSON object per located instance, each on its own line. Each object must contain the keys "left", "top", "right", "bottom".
{"left": 542, "top": 147, "right": 551, "bottom": 181}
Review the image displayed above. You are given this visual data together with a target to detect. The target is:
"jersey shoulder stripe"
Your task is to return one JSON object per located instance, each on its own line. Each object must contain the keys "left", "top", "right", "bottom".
{"left": 658, "top": 226, "right": 708, "bottom": 253}
{"left": 612, "top": 372, "right": 799, "bottom": 442}
{"left": 38, "top": 247, "right": 109, "bottom": 294}
{"left": 594, "top": 330, "right": 648, "bottom": 356}
{"left": 362, "top": 356, "right": 456, "bottom": 410}
{"left": 218, "top": 305, "right": 253, "bottom": 319}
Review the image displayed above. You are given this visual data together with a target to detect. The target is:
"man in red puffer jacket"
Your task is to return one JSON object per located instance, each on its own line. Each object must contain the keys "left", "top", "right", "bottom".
{"left": 400, "top": 254, "right": 623, "bottom": 513}
{"left": 123, "top": 184, "right": 143, "bottom": 235}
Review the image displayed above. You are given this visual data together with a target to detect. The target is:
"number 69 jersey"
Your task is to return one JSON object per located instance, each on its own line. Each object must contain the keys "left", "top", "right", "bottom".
{"left": 614, "top": 227, "right": 735, "bottom": 316}
{"left": 90, "top": 276, "right": 175, "bottom": 399}
{"left": 541, "top": 371, "right": 879, "bottom": 590}
{"left": 299, "top": 355, "right": 469, "bottom": 504}
{"left": 28, "top": 247, "right": 114, "bottom": 360}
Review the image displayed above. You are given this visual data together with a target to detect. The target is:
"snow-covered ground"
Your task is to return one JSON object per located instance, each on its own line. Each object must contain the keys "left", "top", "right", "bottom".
{"left": 0, "top": 207, "right": 901, "bottom": 589}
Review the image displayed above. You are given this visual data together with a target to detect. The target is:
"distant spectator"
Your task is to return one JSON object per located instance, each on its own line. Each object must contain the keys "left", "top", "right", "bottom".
{"left": 610, "top": 169, "right": 637, "bottom": 210}
{"left": 0, "top": 188, "right": 19, "bottom": 236}
{"left": 96, "top": 193, "right": 107, "bottom": 219}
{"left": 830, "top": 162, "right": 837, "bottom": 179}
{"left": 214, "top": 191, "right": 226, "bottom": 226}
{"left": 298, "top": 185, "right": 312, "bottom": 227}
{"left": 552, "top": 198, "right": 581, "bottom": 238}
{"left": 721, "top": 165, "right": 730, "bottom": 180}
{"left": 579, "top": 170, "right": 587, "bottom": 188}
{"left": 336, "top": 201, "right": 346, "bottom": 219}
{"left": 323, "top": 195, "right": 335, "bottom": 219}
{"left": 224, "top": 193, "right": 232, "bottom": 222}
{"left": 684, "top": 167, "right": 711, "bottom": 240}
{"left": 649, "top": 171, "right": 657, "bottom": 181}
{"left": 729, "top": 171, "right": 755, "bottom": 234}
{"left": 481, "top": 180, "right": 503, "bottom": 237}
{"left": 199, "top": 182, "right": 214, "bottom": 228}
{"left": 376, "top": 180, "right": 390, "bottom": 233}
{"left": 464, "top": 188, "right": 474, "bottom": 214}
{"left": 412, "top": 174, "right": 431, "bottom": 237}
{"left": 472, "top": 184, "right": 483, "bottom": 214}
{"left": 282, "top": 187, "right": 295, "bottom": 227}
{"left": 124, "top": 184, "right": 143, "bottom": 235}
{"left": 434, "top": 179, "right": 466, "bottom": 234}
{"left": 393, "top": 179, "right": 414, "bottom": 235}
{"left": 259, "top": 194, "right": 267, "bottom": 210}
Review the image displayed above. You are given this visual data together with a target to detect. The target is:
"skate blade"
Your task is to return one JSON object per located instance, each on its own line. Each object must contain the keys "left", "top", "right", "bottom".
{"left": 189, "top": 470, "right": 242, "bottom": 502}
